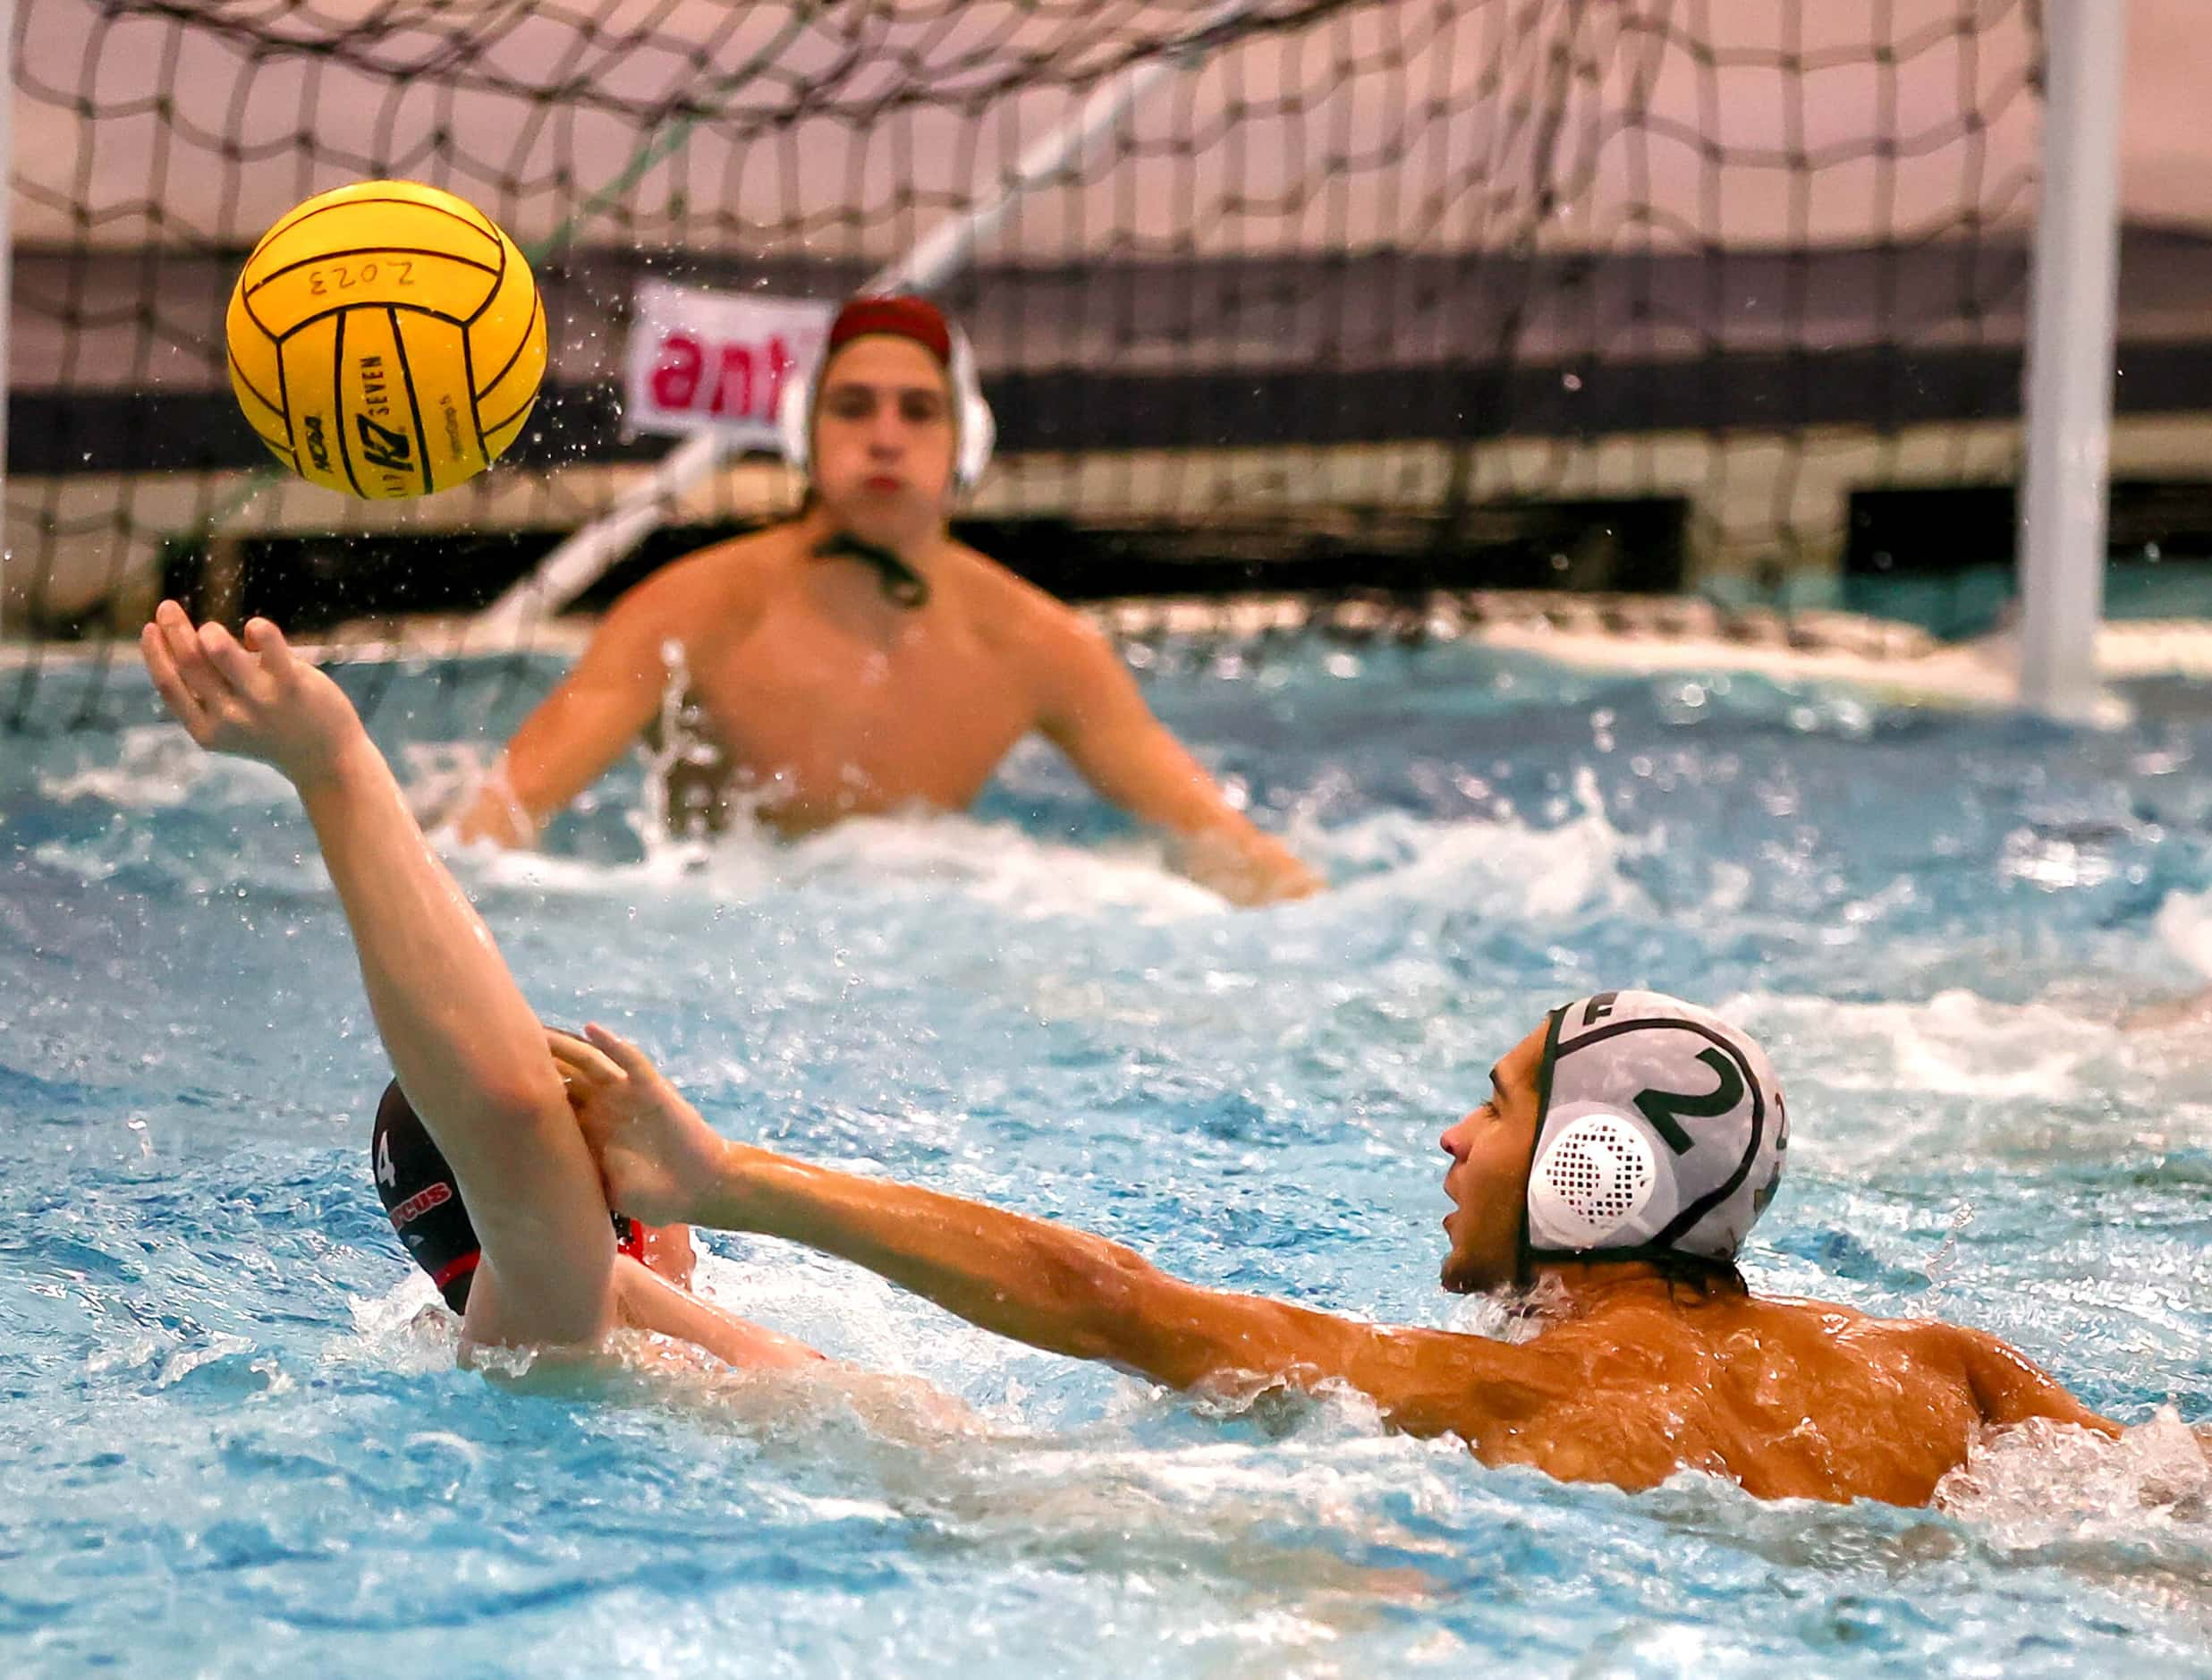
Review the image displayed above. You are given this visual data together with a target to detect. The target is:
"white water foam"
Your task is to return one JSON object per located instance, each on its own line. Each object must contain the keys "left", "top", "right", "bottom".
{"left": 33, "top": 710, "right": 1657, "bottom": 948}
{"left": 2154, "top": 887, "right": 2212, "bottom": 980}
{"left": 453, "top": 806, "right": 1228, "bottom": 925}
{"left": 36, "top": 723, "right": 293, "bottom": 810}
{"left": 1730, "top": 989, "right": 2121, "bottom": 1103}
{"left": 398, "top": 739, "right": 504, "bottom": 829}
{"left": 1694, "top": 987, "right": 2212, "bottom": 1175}
{"left": 437, "top": 779, "right": 1650, "bottom": 941}
{"left": 1937, "top": 1409, "right": 2212, "bottom": 1549}
{"left": 333, "top": 1271, "right": 463, "bottom": 1376}
{"left": 1315, "top": 788, "right": 1650, "bottom": 929}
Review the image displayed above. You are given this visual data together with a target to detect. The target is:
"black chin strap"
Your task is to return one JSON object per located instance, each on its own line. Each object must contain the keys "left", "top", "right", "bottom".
{"left": 811, "top": 531, "right": 929, "bottom": 608}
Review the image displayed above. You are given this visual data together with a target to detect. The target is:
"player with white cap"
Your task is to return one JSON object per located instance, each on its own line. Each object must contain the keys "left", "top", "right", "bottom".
{"left": 1511, "top": 989, "right": 1784, "bottom": 1285}
{"left": 554, "top": 988, "right": 2196, "bottom": 1507}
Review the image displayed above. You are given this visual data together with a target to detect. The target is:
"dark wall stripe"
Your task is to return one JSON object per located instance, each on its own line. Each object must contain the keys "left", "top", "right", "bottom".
{"left": 25, "top": 342, "right": 2212, "bottom": 477}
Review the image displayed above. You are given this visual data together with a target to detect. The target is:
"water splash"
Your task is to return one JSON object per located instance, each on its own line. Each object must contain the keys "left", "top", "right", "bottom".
{"left": 1316, "top": 766, "right": 1650, "bottom": 929}
{"left": 633, "top": 637, "right": 717, "bottom": 861}
{"left": 1938, "top": 1410, "right": 2211, "bottom": 1549}
{"left": 1741, "top": 990, "right": 2118, "bottom": 1102}
{"left": 34, "top": 724, "right": 290, "bottom": 810}
{"left": 2155, "top": 887, "right": 2212, "bottom": 979}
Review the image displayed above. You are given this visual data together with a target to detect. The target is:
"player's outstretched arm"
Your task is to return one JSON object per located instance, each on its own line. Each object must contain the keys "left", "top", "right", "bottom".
{"left": 142, "top": 602, "right": 619, "bottom": 1350}
{"left": 455, "top": 581, "right": 684, "bottom": 847}
{"left": 1030, "top": 616, "right": 1323, "bottom": 906}
{"left": 564, "top": 1024, "right": 1555, "bottom": 1436}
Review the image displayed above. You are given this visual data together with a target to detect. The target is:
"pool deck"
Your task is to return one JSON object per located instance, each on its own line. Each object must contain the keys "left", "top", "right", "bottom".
{"left": 17, "top": 588, "right": 2202, "bottom": 727}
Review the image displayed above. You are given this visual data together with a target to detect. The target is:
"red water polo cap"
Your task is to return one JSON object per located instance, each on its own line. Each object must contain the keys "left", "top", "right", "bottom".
{"left": 825, "top": 295, "right": 953, "bottom": 367}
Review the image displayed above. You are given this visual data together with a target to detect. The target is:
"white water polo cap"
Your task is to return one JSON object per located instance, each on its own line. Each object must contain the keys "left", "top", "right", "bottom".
{"left": 1521, "top": 991, "right": 1787, "bottom": 1269}
{"left": 776, "top": 293, "right": 996, "bottom": 492}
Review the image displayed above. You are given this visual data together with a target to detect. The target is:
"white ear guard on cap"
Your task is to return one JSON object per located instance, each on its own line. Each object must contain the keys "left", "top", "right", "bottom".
{"left": 1522, "top": 990, "right": 1787, "bottom": 1269}
{"left": 776, "top": 318, "right": 996, "bottom": 493}
{"left": 1527, "top": 1112, "right": 1658, "bottom": 1248}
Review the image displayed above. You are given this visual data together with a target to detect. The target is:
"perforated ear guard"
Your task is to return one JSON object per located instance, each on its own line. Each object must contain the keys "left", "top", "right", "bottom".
{"left": 1527, "top": 1112, "right": 1659, "bottom": 1250}
{"left": 776, "top": 317, "right": 996, "bottom": 493}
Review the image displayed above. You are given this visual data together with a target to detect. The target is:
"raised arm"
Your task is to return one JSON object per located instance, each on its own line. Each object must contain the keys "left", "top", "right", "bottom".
{"left": 1030, "top": 616, "right": 1322, "bottom": 906}
{"left": 564, "top": 1025, "right": 1555, "bottom": 1438}
{"left": 142, "top": 603, "right": 618, "bottom": 1350}
{"left": 455, "top": 573, "right": 692, "bottom": 847}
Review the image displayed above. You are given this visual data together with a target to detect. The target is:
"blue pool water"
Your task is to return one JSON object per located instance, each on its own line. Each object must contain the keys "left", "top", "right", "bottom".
{"left": 4, "top": 639, "right": 2212, "bottom": 1676}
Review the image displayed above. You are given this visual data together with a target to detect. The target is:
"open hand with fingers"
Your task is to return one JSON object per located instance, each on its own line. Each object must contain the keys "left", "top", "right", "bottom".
{"left": 139, "top": 600, "right": 367, "bottom": 787}
{"left": 549, "top": 1024, "right": 744, "bottom": 1227}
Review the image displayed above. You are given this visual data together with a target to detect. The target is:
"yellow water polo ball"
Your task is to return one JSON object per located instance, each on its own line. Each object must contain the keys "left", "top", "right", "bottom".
{"left": 225, "top": 180, "right": 547, "bottom": 499}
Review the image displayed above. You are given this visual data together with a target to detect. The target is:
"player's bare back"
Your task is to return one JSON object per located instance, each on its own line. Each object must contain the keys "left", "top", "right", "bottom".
{"left": 1471, "top": 1289, "right": 1999, "bottom": 1504}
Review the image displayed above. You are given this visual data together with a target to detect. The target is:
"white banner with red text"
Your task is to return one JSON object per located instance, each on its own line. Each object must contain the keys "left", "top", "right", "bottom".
{"left": 622, "top": 283, "right": 833, "bottom": 445}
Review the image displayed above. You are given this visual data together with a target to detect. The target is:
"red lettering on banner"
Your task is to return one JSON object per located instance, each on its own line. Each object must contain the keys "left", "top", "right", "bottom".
{"left": 640, "top": 319, "right": 809, "bottom": 427}
{"left": 708, "top": 343, "right": 754, "bottom": 417}
{"left": 650, "top": 333, "right": 704, "bottom": 412}
{"left": 762, "top": 335, "right": 795, "bottom": 420}
{"left": 702, "top": 335, "right": 801, "bottom": 420}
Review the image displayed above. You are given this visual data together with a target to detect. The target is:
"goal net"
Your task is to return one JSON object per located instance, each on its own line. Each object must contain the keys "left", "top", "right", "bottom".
{"left": 5, "top": 0, "right": 2047, "bottom": 726}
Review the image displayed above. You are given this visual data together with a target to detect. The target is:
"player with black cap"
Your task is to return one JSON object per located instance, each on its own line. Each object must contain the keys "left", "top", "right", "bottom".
{"left": 370, "top": 1073, "right": 664, "bottom": 1312}
{"left": 142, "top": 598, "right": 824, "bottom": 1370}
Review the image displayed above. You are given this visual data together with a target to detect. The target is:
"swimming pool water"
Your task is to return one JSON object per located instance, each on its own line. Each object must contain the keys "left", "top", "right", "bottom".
{"left": 4, "top": 640, "right": 2211, "bottom": 1676}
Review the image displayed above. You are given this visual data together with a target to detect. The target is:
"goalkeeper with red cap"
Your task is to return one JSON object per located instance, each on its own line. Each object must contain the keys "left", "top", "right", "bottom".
{"left": 458, "top": 294, "right": 1321, "bottom": 905}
